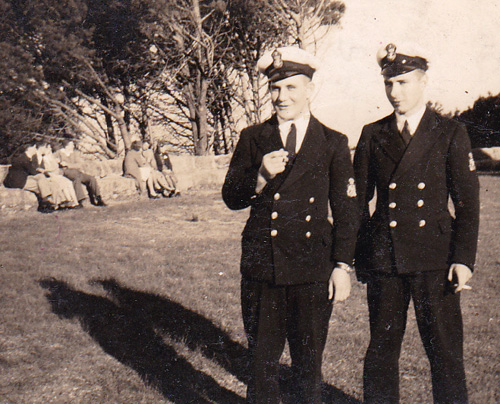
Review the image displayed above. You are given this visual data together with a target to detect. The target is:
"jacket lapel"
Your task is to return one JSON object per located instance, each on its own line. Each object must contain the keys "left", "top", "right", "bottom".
{"left": 371, "top": 113, "right": 407, "bottom": 164}
{"left": 255, "top": 115, "right": 292, "bottom": 196}
{"left": 279, "top": 116, "right": 327, "bottom": 192}
{"left": 392, "top": 108, "right": 440, "bottom": 181}
{"left": 255, "top": 114, "right": 283, "bottom": 154}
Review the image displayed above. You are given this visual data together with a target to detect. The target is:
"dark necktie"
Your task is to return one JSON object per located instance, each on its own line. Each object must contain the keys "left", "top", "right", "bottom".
{"left": 285, "top": 123, "right": 297, "bottom": 158}
{"left": 400, "top": 120, "right": 412, "bottom": 146}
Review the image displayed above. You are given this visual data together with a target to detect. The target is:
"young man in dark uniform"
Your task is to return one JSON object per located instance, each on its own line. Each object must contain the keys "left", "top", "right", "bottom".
{"left": 222, "top": 46, "right": 359, "bottom": 404}
{"left": 354, "top": 43, "right": 480, "bottom": 404}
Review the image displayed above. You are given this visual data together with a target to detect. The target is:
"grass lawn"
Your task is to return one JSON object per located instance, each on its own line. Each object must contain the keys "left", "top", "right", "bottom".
{"left": 0, "top": 176, "right": 499, "bottom": 404}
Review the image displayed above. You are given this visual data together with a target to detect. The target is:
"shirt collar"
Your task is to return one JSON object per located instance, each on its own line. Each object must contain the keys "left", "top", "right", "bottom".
{"left": 395, "top": 104, "right": 426, "bottom": 135}
{"left": 278, "top": 112, "right": 310, "bottom": 136}
{"left": 278, "top": 112, "right": 311, "bottom": 153}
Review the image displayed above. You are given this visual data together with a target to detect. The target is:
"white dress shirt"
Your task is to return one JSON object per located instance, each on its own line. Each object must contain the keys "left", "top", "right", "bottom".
{"left": 278, "top": 113, "right": 311, "bottom": 153}
{"left": 255, "top": 113, "right": 310, "bottom": 193}
{"left": 395, "top": 104, "right": 426, "bottom": 135}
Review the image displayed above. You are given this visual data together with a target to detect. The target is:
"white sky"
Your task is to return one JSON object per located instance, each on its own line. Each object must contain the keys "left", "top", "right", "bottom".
{"left": 310, "top": 0, "right": 500, "bottom": 146}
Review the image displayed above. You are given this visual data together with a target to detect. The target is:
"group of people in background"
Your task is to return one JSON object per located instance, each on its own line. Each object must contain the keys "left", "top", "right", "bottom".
{"left": 5, "top": 137, "right": 180, "bottom": 211}
{"left": 123, "top": 139, "right": 179, "bottom": 199}
{"left": 5, "top": 139, "right": 107, "bottom": 212}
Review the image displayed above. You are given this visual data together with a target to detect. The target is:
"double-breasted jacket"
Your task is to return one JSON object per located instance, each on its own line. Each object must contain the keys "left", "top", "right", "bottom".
{"left": 353, "top": 108, "right": 480, "bottom": 278}
{"left": 222, "top": 115, "right": 359, "bottom": 285}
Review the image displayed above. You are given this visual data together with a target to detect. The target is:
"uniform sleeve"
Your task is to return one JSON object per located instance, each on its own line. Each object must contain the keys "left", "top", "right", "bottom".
{"left": 222, "top": 129, "right": 260, "bottom": 210}
{"left": 447, "top": 123, "right": 480, "bottom": 270}
{"left": 353, "top": 126, "right": 376, "bottom": 223}
{"left": 329, "top": 134, "right": 360, "bottom": 266}
{"left": 353, "top": 127, "right": 376, "bottom": 279}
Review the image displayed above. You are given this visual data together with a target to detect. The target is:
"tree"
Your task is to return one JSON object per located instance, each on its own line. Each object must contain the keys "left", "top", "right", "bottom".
{"left": 0, "top": 1, "right": 59, "bottom": 160}
{"left": 268, "top": 0, "right": 345, "bottom": 49}
{"left": 221, "top": 0, "right": 345, "bottom": 136}
{"left": 0, "top": 0, "right": 346, "bottom": 159}
{"left": 141, "top": 0, "right": 345, "bottom": 155}
{"left": 0, "top": 0, "right": 163, "bottom": 159}
{"left": 456, "top": 93, "right": 500, "bottom": 148}
{"left": 141, "top": 0, "right": 233, "bottom": 155}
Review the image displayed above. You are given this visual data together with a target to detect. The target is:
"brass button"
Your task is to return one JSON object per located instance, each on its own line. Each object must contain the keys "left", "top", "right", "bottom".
{"left": 270, "top": 229, "right": 278, "bottom": 237}
{"left": 419, "top": 220, "right": 426, "bottom": 227}
{"left": 305, "top": 215, "right": 311, "bottom": 222}
{"left": 389, "top": 202, "right": 397, "bottom": 209}
{"left": 389, "top": 220, "right": 397, "bottom": 228}
{"left": 271, "top": 211, "right": 278, "bottom": 219}
{"left": 274, "top": 193, "right": 280, "bottom": 201}
{"left": 305, "top": 231, "right": 311, "bottom": 238}
{"left": 309, "top": 197, "right": 315, "bottom": 203}
{"left": 418, "top": 182, "right": 426, "bottom": 190}
{"left": 417, "top": 199, "right": 424, "bottom": 207}
{"left": 389, "top": 182, "right": 397, "bottom": 190}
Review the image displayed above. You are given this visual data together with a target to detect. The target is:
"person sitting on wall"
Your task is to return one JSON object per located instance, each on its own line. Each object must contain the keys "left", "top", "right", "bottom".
{"left": 123, "top": 140, "right": 159, "bottom": 198}
{"left": 3, "top": 143, "right": 55, "bottom": 213}
{"left": 37, "top": 140, "right": 80, "bottom": 210}
{"left": 142, "top": 140, "right": 176, "bottom": 197}
{"left": 153, "top": 141, "right": 180, "bottom": 196}
{"left": 55, "top": 139, "right": 106, "bottom": 207}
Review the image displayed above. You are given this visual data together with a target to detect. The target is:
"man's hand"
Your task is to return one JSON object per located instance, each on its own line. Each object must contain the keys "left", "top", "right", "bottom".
{"left": 259, "top": 149, "right": 289, "bottom": 180}
{"left": 328, "top": 266, "right": 351, "bottom": 302}
{"left": 448, "top": 263, "right": 473, "bottom": 293}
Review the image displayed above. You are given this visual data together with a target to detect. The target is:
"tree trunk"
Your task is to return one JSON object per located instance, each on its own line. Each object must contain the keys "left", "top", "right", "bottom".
{"left": 194, "top": 76, "right": 209, "bottom": 155}
{"left": 115, "top": 103, "right": 132, "bottom": 151}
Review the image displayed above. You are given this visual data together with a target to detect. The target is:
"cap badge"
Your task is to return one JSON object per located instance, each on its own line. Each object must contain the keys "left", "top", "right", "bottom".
{"left": 347, "top": 177, "right": 357, "bottom": 198}
{"left": 272, "top": 49, "right": 283, "bottom": 69}
{"left": 386, "top": 43, "right": 397, "bottom": 62}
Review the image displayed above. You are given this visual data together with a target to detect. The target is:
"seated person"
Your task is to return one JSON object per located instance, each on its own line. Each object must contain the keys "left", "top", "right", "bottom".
{"left": 123, "top": 140, "right": 158, "bottom": 198}
{"left": 3, "top": 143, "right": 55, "bottom": 212}
{"left": 55, "top": 139, "right": 106, "bottom": 206}
{"left": 142, "top": 140, "right": 176, "bottom": 197}
{"left": 153, "top": 141, "right": 180, "bottom": 196}
{"left": 36, "top": 140, "right": 80, "bottom": 209}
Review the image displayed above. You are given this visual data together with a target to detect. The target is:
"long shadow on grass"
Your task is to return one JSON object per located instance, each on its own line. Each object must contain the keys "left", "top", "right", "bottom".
{"left": 39, "top": 278, "right": 244, "bottom": 404}
{"left": 93, "top": 278, "right": 361, "bottom": 404}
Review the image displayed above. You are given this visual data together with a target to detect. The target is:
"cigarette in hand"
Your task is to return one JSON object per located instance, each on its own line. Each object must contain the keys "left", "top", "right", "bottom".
{"left": 454, "top": 284, "right": 472, "bottom": 290}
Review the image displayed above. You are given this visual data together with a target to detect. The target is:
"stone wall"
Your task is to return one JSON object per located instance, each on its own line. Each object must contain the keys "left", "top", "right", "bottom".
{"left": 0, "top": 187, "right": 38, "bottom": 212}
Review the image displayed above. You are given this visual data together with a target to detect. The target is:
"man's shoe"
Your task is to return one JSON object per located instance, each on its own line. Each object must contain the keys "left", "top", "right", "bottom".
{"left": 94, "top": 195, "right": 107, "bottom": 206}
{"left": 38, "top": 201, "right": 55, "bottom": 214}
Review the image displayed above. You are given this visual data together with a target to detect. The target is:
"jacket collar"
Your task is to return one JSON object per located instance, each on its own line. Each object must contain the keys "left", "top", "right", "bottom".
{"left": 370, "top": 113, "right": 407, "bottom": 163}
{"left": 256, "top": 114, "right": 328, "bottom": 193}
{"left": 279, "top": 115, "right": 328, "bottom": 191}
{"left": 391, "top": 107, "right": 441, "bottom": 181}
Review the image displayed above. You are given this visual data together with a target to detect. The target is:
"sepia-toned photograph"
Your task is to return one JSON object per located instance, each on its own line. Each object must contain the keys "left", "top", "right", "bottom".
{"left": 1, "top": 1, "right": 498, "bottom": 403}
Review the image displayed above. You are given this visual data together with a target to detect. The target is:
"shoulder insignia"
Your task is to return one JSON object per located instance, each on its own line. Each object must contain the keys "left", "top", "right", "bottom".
{"left": 468, "top": 152, "right": 476, "bottom": 171}
{"left": 347, "top": 177, "right": 357, "bottom": 198}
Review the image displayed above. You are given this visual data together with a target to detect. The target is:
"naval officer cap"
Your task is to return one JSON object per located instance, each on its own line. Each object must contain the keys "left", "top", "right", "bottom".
{"left": 257, "top": 46, "right": 320, "bottom": 83}
{"left": 376, "top": 42, "right": 429, "bottom": 78}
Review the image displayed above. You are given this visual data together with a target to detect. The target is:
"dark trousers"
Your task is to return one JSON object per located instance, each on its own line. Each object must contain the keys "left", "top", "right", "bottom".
{"left": 363, "top": 270, "right": 467, "bottom": 404}
{"left": 63, "top": 168, "right": 100, "bottom": 202}
{"left": 241, "top": 279, "right": 333, "bottom": 404}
